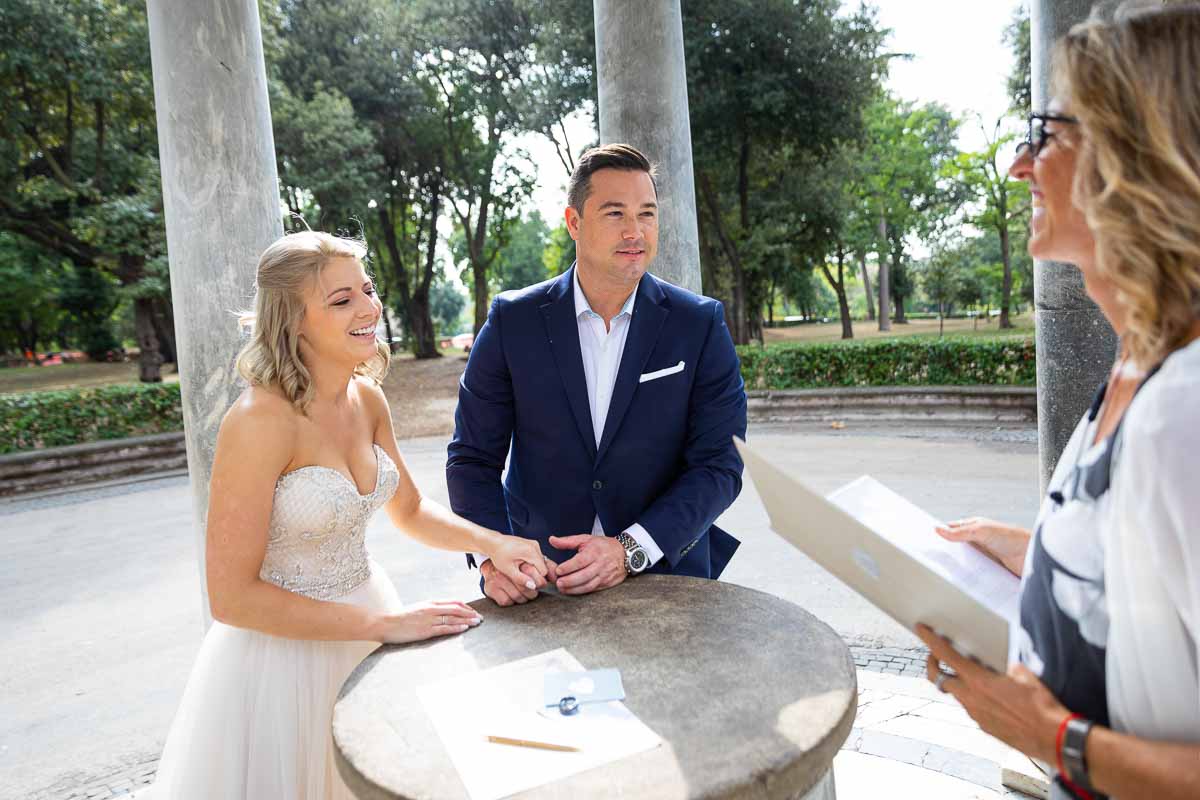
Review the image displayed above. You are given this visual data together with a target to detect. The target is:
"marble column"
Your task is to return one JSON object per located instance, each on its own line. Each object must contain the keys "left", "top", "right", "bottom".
{"left": 1031, "top": 0, "right": 1118, "bottom": 491}
{"left": 147, "top": 0, "right": 283, "bottom": 628}
{"left": 593, "top": 0, "right": 702, "bottom": 293}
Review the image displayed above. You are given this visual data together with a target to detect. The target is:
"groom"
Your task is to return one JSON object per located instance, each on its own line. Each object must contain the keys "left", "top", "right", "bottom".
{"left": 447, "top": 143, "right": 747, "bottom": 605}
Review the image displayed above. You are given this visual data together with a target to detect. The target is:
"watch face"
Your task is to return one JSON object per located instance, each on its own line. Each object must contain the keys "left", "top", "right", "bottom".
{"left": 629, "top": 550, "right": 648, "bottom": 572}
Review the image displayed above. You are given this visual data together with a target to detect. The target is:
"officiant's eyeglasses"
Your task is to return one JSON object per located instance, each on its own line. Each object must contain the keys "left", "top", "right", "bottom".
{"left": 1015, "top": 113, "right": 1079, "bottom": 158}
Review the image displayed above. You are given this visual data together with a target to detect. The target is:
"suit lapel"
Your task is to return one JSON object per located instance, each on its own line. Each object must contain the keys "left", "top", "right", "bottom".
{"left": 540, "top": 268, "right": 597, "bottom": 460}
{"left": 596, "top": 275, "right": 669, "bottom": 463}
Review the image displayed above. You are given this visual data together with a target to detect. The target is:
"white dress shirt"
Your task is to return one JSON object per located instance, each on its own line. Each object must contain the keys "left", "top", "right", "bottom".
{"left": 572, "top": 270, "right": 664, "bottom": 567}
{"left": 477, "top": 270, "right": 664, "bottom": 571}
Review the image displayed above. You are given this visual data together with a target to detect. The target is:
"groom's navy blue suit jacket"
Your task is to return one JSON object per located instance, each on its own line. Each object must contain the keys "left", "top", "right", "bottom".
{"left": 446, "top": 267, "right": 747, "bottom": 579}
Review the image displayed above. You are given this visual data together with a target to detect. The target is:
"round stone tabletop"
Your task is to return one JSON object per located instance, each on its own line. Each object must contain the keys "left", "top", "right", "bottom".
{"left": 333, "top": 575, "right": 857, "bottom": 800}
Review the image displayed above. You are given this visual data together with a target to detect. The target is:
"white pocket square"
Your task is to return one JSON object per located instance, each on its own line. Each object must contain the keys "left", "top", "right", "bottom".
{"left": 639, "top": 360, "right": 685, "bottom": 383}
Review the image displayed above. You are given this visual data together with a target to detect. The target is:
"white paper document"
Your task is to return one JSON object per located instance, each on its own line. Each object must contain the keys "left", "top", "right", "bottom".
{"left": 736, "top": 439, "right": 1020, "bottom": 671}
{"left": 828, "top": 475, "right": 1020, "bottom": 623}
{"left": 416, "top": 648, "right": 662, "bottom": 800}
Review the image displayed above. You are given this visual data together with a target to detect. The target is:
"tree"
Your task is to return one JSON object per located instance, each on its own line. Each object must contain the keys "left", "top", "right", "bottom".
{"left": 951, "top": 121, "right": 1031, "bottom": 328}
{"left": 419, "top": 0, "right": 553, "bottom": 334}
{"left": 270, "top": 0, "right": 448, "bottom": 358}
{"left": 920, "top": 239, "right": 970, "bottom": 336}
{"left": 685, "top": 0, "right": 888, "bottom": 344}
{"left": 1004, "top": 5, "right": 1032, "bottom": 117}
{"left": 542, "top": 221, "right": 575, "bottom": 277}
{"left": 0, "top": 234, "right": 65, "bottom": 358}
{"left": 429, "top": 279, "right": 467, "bottom": 336}
{"left": 0, "top": 0, "right": 171, "bottom": 379}
{"left": 860, "top": 95, "right": 964, "bottom": 330}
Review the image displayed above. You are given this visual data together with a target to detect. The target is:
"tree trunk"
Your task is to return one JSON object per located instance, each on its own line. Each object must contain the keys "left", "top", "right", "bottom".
{"left": 858, "top": 250, "right": 875, "bottom": 321}
{"left": 410, "top": 181, "right": 443, "bottom": 360}
{"left": 939, "top": 303, "right": 945, "bottom": 336}
{"left": 999, "top": 217, "right": 1013, "bottom": 329}
{"left": 698, "top": 171, "right": 748, "bottom": 344}
{"left": 115, "top": 254, "right": 163, "bottom": 382}
{"left": 820, "top": 251, "right": 853, "bottom": 340}
{"left": 152, "top": 297, "right": 177, "bottom": 364}
{"left": 890, "top": 246, "right": 908, "bottom": 324}
{"left": 382, "top": 306, "right": 398, "bottom": 354}
{"left": 133, "top": 296, "right": 164, "bottom": 382}
{"left": 877, "top": 218, "right": 891, "bottom": 332}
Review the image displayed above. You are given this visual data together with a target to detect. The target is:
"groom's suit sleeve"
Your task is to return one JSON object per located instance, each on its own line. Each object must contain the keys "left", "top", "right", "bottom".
{"left": 636, "top": 300, "right": 747, "bottom": 567}
{"left": 447, "top": 297, "right": 515, "bottom": 566}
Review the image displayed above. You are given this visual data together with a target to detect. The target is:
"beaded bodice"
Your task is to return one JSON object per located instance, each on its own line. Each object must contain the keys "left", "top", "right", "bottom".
{"left": 259, "top": 444, "right": 399, "bottom": 600}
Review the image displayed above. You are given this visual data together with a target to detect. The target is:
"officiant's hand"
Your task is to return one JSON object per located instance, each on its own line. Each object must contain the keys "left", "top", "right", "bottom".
{"left": 916, "top": 623, "right": 1066, "bottom": 765}
{"left": 550, "top": 534, "right": 626, "bottom": 595}
{"left": 934, "top": 517, "right": 1031, "bottom": 578}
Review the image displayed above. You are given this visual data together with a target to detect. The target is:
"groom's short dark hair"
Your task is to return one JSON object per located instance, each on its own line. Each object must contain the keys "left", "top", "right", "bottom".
{"left": 567, "top": 143, "right": 658, "bottom": 213}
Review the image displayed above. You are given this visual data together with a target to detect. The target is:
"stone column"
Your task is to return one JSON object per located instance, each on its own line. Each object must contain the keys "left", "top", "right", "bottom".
{"left": 147, "top": 0, "right": 283, "bottom": 628}
{"left": 1030, "top": 0, "right": 1118, "bottom": 491}
{"left": 594, "top": 0, "right": 702, "bottom": 294}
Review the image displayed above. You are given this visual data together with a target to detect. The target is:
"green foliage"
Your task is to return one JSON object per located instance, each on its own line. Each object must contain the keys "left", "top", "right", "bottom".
{"left": 1004, "top": 6, "right": 1032, "bottom": 117}
{"left": 0, "top": 0, "right": 169, "bottom": 376}
{"left": 0, "top": 382, "right": 182, "bottom": 453}
{"left": 542, "top": 222, "right": 575, "bottom": 277}
{"left": 429, "top": 279, "right": 468, "bottom": 336}
{"left": 686, "top": 0, "right": 889, "bottom": 343}
{"left": 737, "top": 337, "right": 1036, "bottom": 390}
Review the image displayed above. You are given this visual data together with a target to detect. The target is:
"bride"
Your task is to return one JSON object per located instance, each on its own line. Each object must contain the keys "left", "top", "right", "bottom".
{"left": 150, "top": 231, "right": 553, "bottom": 799}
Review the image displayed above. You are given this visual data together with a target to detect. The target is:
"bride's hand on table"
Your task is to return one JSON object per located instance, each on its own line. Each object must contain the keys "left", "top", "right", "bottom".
{"left": 485, "top": 535, "right": 556, "bottom": 591}
{"left": 375, "top": 600, "right": 482, "bottom": 643}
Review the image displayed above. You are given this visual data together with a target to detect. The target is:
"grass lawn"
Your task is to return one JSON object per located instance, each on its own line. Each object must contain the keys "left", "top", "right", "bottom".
{"left": 762, "top": 313, "right": 1034, "bottom": 345}
{"left": 0, "top": 362, "right": 181, "bottom": 394}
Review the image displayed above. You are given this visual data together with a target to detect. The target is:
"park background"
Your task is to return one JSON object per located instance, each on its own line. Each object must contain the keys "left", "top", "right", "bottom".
{"left": 1, "top": 1, "right": 1083, "bottom": 799}
{"left": 1, "top": 0, "right": 1040, "bottom": 453}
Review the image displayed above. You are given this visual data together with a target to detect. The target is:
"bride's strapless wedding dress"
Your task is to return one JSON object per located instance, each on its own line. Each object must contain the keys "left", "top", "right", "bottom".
{"left": 150, "top": 444, "right": 403, "bottom": 800}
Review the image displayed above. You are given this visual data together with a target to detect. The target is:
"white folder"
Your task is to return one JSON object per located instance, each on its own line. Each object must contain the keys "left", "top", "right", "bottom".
{"left": 736, "top": 438, "right": 1019, "bottom": 672}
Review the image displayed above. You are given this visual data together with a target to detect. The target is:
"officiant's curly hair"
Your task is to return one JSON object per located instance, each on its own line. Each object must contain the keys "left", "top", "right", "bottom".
{"left": 236, "top": 231, "right": 389, "bottom": 411}
{"left": 1053, "top": 2, "right": 1200, "bottom": 367}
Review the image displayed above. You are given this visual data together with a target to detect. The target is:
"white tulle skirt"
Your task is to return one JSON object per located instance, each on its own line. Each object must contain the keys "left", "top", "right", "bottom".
{"left": 149, "top": 562, "right": 402, "bottom": 800}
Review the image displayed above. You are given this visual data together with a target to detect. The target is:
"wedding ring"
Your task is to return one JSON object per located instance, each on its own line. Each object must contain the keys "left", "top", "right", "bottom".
{"left": 934, "top": 669, "right": 953, "bottom": 693}
{"left": 439, "top": 615, "right": 447, "bottom": 626}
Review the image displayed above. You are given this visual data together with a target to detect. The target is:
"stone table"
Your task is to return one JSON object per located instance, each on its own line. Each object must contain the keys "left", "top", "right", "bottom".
{"left": 333, "top": 575, "right": 857, "bottom": 799}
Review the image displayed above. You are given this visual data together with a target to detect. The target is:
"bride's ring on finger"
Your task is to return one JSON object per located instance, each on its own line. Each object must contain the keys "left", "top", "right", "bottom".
{"left": 439, "top": 615, "right": 446, "bottom": 626}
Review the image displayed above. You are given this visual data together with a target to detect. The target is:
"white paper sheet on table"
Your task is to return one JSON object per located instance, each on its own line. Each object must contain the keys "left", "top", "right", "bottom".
{"left": 827, "top": 475, "right": 1021, "bottom": 623}
{"left": 416, "top": 648, "right": 662, "bottom": 800}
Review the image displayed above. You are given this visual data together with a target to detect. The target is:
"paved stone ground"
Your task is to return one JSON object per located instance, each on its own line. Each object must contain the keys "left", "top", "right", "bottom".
{"left": 5, "top": 422, "right": 1042, "bottom": 800}
{"left": 36, "top": 663, "right": 1047, "bottom": 800}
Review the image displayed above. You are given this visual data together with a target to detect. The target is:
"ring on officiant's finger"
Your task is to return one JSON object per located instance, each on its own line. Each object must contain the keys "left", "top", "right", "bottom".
{"left": 934, "top": 669, "right": 954, "bottom": 693}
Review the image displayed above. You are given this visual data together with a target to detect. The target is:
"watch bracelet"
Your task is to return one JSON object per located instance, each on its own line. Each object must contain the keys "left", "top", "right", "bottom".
{"left": 615, "top": 532, "right": 643, "bottom": 574}
{"left": 1062, "top": 716, "right": 1095, "bottom": 791}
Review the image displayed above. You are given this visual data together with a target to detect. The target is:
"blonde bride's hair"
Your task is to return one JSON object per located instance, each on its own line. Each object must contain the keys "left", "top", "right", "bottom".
{"left": 236, "top": 231, "right": 389, "bottom": 411}
{"left": 1053, "top": 2, "right": 1200, "bottom": 366}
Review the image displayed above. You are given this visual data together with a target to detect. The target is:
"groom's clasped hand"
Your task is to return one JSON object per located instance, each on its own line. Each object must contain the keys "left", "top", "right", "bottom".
{"left": 481, "top": 533, "right": 628, "bottom": 606}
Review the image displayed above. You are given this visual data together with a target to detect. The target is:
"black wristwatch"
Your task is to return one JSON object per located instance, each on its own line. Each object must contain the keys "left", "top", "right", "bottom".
{"left": 615, "top": 532, "right": 649, "bottom": 575}
{"left": 1062, "top": 716, "right": 1096, "bottom": 793}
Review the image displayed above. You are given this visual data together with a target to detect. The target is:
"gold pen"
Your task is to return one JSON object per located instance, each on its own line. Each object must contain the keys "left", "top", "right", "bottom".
{"left": 486, "top": 735, "right": 580, "bottom": 753}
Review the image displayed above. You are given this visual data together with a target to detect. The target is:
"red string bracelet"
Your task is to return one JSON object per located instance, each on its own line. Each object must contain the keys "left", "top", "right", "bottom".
{"left": 1056, "top": 712, "right": 1095, "bottom": 800}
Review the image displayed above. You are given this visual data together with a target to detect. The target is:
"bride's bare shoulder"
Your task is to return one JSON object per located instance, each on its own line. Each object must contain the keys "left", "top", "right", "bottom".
{"left": 216, "top": 386, "right": 299, "bottom": 464}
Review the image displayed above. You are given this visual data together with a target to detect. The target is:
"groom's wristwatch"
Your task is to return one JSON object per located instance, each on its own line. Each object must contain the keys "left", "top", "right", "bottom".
{"left": 616, "top": 532, "right": 649, "bottom": 575}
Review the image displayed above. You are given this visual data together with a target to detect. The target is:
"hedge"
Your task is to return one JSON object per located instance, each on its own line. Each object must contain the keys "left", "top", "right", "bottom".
{"left": 0, "top": 337, "right": 1035, "bottom": 454}
{"left": 737, "top": 337, "right": 1036, "bottom": 390}
{"left": 0, "top": 383, "right": 184, "bottom": 454}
